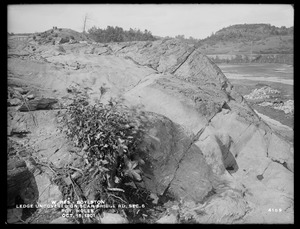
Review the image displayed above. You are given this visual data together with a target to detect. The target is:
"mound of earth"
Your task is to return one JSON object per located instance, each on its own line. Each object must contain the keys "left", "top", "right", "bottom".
{"left": 9, "top": 28, "right": 93, "bottom": 48}
{"left": 7, "top": 37, "right": 293, "bottom": 224}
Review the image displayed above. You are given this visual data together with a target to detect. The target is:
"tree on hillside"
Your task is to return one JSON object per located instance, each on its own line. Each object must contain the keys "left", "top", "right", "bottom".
{"left": 82, "top": 13, "right": 91, "bottom": 34}
{"left": 175, "top": 34, "right": 185, "bottom": 40}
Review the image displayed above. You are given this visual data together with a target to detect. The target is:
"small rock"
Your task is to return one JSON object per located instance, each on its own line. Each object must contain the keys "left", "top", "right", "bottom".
{"left": 156, "top": 213, "right": 178, "bottom": 224}
{"left": 150, "top": 193, "right": 159, "bottom": 204}
{"left": 71, "top": 171, "right": 82, "bottom": 180}
{"left": 13, "top": 87, "right": 28, "bottom": 95}
{"left": 8, "top": 98, "right": 22, "bottom": 106}
{"left": 26, "top": 94, "right": 35, "bottom": 100}
{"left": 63, "top": 176, "right": 72, "bottom": 186}
{"left": 50, "top": 217, "right": 72, "bottom": 224}
{"left": 100, "top": 212, "right": 128, "bottom": 224}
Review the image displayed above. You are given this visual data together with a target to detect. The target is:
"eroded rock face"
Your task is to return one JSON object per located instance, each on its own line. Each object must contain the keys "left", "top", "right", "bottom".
{"left": 115, "top": 39, "right": 293, "bottom": 222}
{"left": 7, "top": 38, "right": 293, "bottom": 223}
{"left": 136, "top": 112, "right": 215, "bottom": 203}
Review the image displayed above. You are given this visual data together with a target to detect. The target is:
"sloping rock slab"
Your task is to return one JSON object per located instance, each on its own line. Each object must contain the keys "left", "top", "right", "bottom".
{"left": 137, "top": 112, "right": 215, "bottom": 202}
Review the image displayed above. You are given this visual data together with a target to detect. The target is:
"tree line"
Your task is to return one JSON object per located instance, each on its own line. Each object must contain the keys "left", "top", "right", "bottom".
{"left": 88, "top": 26, "right": 157, "bottom": 43}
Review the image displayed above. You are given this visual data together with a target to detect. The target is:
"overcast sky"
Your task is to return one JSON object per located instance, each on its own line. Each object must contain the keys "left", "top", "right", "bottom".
{"left": 8, "top": 4, "right": 294, "bottom": 39}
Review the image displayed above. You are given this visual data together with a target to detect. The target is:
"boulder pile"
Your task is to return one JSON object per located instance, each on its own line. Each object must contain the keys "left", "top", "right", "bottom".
{"left": 244, "top": 86, "right": 280, "bottom": 100}
{"left": 259, "top": 99, "right": 294, "bottom": 114}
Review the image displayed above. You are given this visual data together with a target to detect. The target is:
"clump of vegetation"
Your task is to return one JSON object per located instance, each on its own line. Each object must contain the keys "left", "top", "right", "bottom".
{"left": 57, "top": 87, "right": 155, "bottom": 222}
{"left": 60, "top": 37, "right": 70, "bottom": 44}
{"left": 88, "top": 25, "right": 157, "bottom": 43}
{"left": 62, "top": 89, "right": 145, "bottom": 182}
{"left": 40, "top": 32, "right": 47, "bottom": 38}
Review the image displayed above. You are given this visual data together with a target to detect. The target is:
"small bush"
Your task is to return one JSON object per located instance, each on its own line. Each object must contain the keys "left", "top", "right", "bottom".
{"left": 56, "top": 87, "right": 152, "bottom": 221}
{"left": 54, "top": 33, "right": 58, "bottom": 37}
{"left": 70, "top": 35, "right": 75, "bottom": 40}
{"left": 60, "top": 37, "right": 69, "bottom": 44}
{"left": 60, "top": 89, "right": 146, "bottom": 184}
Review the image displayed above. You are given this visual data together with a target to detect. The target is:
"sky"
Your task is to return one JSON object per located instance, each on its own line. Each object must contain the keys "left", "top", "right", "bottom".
{"left": 7, "top": 4, "right": 294, "bottom": 39}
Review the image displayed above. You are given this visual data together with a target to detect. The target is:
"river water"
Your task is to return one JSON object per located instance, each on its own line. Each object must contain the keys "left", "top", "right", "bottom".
{"left": 218, "top": 63, "right": 293, "bottom": 85}
{"left": 217, "top": 63, "right": 294, "bottom": 132}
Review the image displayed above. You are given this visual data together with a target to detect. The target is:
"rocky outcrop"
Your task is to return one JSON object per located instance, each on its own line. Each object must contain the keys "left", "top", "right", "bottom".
{"left": 7, "top": 38, "right": 293, "bottom": 223}
{"left": 136, "top": 112, "right": 215, "bottom": 202}
{"left": 113, "top": 39, "right": 293, "bottom": 223}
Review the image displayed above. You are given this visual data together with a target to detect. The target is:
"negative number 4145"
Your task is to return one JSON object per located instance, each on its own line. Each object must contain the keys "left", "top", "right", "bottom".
{"left": 268, "top": 208, "right": 282, "bottom": 212}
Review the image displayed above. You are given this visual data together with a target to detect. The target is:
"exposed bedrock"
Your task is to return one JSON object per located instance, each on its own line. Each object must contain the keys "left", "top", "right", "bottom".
{"left": 7, "top": 38, "right": 293, "bottom": 223}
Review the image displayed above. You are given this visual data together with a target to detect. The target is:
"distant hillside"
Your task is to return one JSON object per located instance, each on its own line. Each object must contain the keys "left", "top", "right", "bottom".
{"left": 198, "top": 24, "right": 293, "bottom": 54}
{"left": 196, "top": 24, "right": 293, "bottom": 64}
{"left": 203, "top": 24, "right": 293, "bottom": 43}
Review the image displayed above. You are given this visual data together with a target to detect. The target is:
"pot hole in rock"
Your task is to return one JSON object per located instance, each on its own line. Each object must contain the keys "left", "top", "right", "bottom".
{"left": 7, "top": 158, "right": 40, "bottom": 222}
{"left": 256, "top": 175, "right": 264, "bottom": 181}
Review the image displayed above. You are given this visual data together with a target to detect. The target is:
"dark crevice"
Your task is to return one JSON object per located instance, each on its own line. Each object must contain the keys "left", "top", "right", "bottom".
{"left": 215, "top": 136, "right": 239, "bottom": 174}
{"left": 199, "top": 187, "right": 217, "bottom": 204}
{"left": 227, "top": 94, "right": 236, "bottom": 101}
{"left": 114, "top": 45, "right": 128, "bottom": 53}
{"left": 8, "top": 131, "right": 31, "bottom": 138}
{"left": 271, "top": 159, "right": 292, "bottom": 172}
{"left": 222, "top": 101, "right": 231, "bottom": 110}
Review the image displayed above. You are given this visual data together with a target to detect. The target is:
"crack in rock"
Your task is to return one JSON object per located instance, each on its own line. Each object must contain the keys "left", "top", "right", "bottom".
{"left": 123, "top": 55, "right": 158, "bottom": 72}
{"left": 270, "top": 159, "right": 292, "bottom": 173}
{"left": 265, "top": 132, "right": 293, "bottom": 173}
{"left": 170, "top": 48, "right": 196, "bottom": 75}
{"left": 114, "top": 45, "right": 128, "bottom": 54}
{"left": 159, "top": 109, "right": 222, "bottom": 199}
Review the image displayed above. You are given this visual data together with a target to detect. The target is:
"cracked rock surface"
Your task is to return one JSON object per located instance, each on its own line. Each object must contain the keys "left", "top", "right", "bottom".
{"left": 7, "top": 38, "right": 293, "bottom": 223}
